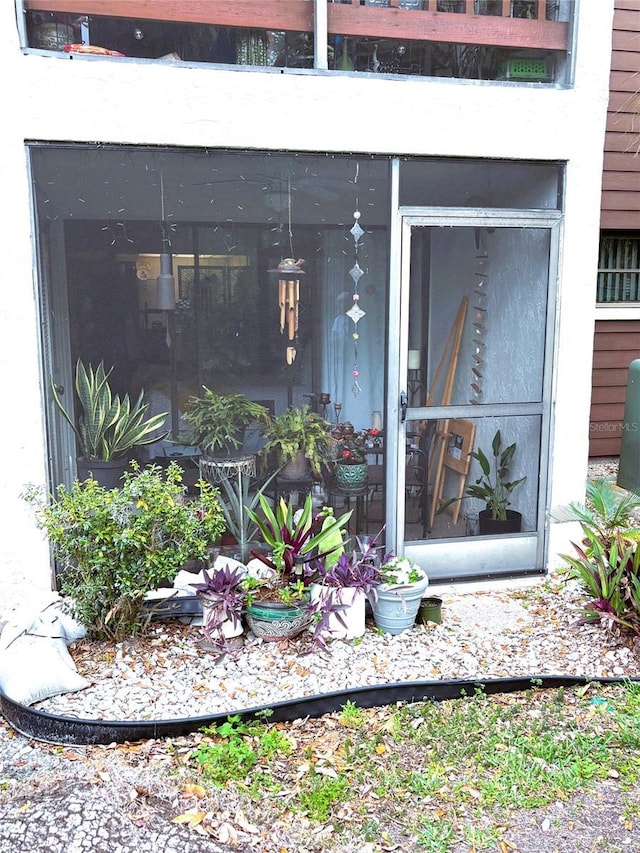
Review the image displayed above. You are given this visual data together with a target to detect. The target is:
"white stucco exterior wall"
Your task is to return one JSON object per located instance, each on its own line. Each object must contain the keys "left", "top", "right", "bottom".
{"left": 0, "top": 1, "right": 614, "bottom": 593}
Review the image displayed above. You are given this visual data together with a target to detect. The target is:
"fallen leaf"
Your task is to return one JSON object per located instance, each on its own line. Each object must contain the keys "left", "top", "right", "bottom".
{"left": 172, "top": 810, "right": 205, "bottom": 827}
{"left": 235, "top": 809, "right": 259, "bottom": 834}
{"left": 316, "top": 766, "right": 339, "bottom": 779}
{"left": 62, "top": 751, "right": 82, "bottom": 761}
{"left": 217, "top": 820, "right": 239, "bottom": 844}
{"left": 182, "top": 783, "right": 206, "bottom": 799}
{"left": 461, "top": 785, "right": 482, "bottom": 800}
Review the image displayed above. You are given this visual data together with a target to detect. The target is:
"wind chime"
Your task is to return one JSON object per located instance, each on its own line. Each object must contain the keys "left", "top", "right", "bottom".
{"left": 346, "top": 166, "right": 366, "bottom": 396}
{"left": 271, "top": 177, "right": 305, "bottom": 365}
{"left": 157, "top": 171, "right": 176, "bottom": 312}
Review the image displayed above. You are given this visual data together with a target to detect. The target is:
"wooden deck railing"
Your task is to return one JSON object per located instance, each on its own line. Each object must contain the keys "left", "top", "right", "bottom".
{"left": 23, "top": 1, "right": 569, "bottom": 53}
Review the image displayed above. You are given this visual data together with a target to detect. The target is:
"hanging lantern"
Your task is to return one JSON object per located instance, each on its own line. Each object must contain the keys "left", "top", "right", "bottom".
{"left": 156, "top": 171, "right": 175, "bottom": 310}
{"left": 157, "top": 251, "right": 176, "bottom": 311}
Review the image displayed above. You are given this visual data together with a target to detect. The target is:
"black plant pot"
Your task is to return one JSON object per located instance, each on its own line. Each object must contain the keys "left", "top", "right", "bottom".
{"left": 76, "top": 457, "right": 129, "bottom": 489}
{"left": 478, "top": 509, "right": 522, "bottom": 535}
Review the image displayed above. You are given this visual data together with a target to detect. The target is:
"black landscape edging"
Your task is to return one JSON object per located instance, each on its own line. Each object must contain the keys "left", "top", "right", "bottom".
{"left": 2, "top": 674, "right": 639, "bottom": 745}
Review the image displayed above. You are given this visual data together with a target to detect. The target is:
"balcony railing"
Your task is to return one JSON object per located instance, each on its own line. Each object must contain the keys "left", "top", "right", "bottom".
{"left": 22, "top": 1, "right": 571, "bottom": 82}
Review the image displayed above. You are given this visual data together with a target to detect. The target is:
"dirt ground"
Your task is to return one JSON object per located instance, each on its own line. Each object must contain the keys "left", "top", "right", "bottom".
{"left": 2, "top": 704, "right": 639, "bottom": 853}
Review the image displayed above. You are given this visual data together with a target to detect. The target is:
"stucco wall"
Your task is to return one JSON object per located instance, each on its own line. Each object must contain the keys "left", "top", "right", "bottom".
{"left": 0, "top": 1, "right": 615, "bottom": 588}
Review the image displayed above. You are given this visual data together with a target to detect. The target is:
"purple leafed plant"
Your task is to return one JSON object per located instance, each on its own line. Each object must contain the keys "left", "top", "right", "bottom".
{"left": 192, "top": 564, "right": 246, "bottom": 646}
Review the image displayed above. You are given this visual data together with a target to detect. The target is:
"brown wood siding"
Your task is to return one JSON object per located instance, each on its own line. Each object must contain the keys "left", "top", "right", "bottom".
{"left": 601, "top": 1, "right": 640, "bottom": 230}
{"left": 589, "top": 320, "right": 640, "bottom": 456}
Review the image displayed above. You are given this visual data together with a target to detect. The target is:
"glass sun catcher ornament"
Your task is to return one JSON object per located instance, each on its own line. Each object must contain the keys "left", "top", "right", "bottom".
{"left": 346, "top": 209, "right": 366, "bottom": 395}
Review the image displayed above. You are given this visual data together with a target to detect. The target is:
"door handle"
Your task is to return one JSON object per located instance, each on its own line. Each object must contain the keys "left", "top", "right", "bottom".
{"left": 400, "top": 391, "right": 407, "bottom": 423}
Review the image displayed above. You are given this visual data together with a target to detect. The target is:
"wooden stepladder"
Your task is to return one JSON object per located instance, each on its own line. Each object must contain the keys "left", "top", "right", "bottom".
{"left": 425, "top": 297, "right": 469, "bottom": 530}
{"left": 432, "top": 419, "right": 476, "bottom": 525}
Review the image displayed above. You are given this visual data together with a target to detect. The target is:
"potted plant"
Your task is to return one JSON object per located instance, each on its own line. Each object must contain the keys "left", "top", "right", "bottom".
{"left": 309, "top": 530, "right": 383, "bottom": 640}
{"left": 183, "top": 386, "right": 271, "bottom": 458}
{"left": 440, "top": 429, "right": 526, "bottom": 534}
{"left": 22, "top": 461, "right": 226, "bottom": 642}
{"left": 370, "top": 554, "right": 429, "bottom": 635}
{"left": 242, "top": 492, "right": 351, "bottom": 641}
{"left": 192, "top": 563, "right": 247, "bottom": 648}
{"left": 51, "top": 360, "right": 169, "bottom": 488}
{"left": 261, "top": 404, "right": 332, "bottom": 480}
{"left": 331, "top": 424, "right": 370, "bottom": 490}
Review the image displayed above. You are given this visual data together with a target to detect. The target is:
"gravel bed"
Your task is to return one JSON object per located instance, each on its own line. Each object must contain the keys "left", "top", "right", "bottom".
{"left": 7, "top": 457, "right": 639, "bottom": 723}
{"left": 31, "top": 579, "right": 640, "bottom": 721}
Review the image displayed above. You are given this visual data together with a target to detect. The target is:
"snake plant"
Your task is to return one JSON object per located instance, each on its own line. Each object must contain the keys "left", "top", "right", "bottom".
{"left": 52, "top": 360, "right": 168, "bottom": 461}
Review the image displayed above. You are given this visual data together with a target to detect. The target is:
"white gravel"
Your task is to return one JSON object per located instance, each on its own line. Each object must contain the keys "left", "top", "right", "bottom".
{"left": 30, "top": 578, "right": 640, "bottom": 721}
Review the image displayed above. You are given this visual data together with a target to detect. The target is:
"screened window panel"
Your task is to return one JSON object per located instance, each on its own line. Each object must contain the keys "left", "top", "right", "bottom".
{"left": 597, "top": 235, "right": 640, "bottom": 303}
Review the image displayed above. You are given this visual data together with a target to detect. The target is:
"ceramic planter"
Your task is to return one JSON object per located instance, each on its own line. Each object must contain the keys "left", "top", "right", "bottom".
{"left": 200, "top": 597, "right": 243, "bottom": 639}
{"left": 334, "top": 462, "right": 368, "bottom": 490}
{"left": 309, "top": 584, "right": 366, "bottom": 640}
{"left": 245, "top": 599, "right": 311, "bottom": 641}
{"left": 372, "top": 574, "right": 429, "bottom": 635}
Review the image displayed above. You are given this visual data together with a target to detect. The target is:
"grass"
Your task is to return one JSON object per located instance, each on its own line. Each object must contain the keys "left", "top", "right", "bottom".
{"left": 182, "top": 680, "right": 640, "bottom": 851}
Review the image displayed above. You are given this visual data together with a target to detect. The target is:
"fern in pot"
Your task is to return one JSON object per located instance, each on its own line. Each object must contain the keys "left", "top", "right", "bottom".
{"left": 261, "top": 404, "right": 332, "bottom": 480}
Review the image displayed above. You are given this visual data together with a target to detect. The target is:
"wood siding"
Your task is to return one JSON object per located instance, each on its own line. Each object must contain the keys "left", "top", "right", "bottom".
{"left": 24, "top": 1, "right": 569, "bottom": 52}
{"left": 601, "top": 0, "right": 640, "bottom": 230}
{"left": 590, "top": 320, "right": 640, "bottom": 457}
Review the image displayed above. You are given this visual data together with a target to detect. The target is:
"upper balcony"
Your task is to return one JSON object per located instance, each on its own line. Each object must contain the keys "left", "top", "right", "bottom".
{"left": 21, "top": 1, "right": 573, "bottom": 84}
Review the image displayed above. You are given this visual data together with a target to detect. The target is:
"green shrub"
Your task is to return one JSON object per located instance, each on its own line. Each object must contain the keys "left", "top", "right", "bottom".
{"left": 24, "top": 462, "right": 225, "bottom": 640}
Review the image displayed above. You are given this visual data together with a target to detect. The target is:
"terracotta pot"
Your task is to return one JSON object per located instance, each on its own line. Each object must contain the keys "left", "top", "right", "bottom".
{"left": 279, "top": 449, "right": 311, "bottom": 480}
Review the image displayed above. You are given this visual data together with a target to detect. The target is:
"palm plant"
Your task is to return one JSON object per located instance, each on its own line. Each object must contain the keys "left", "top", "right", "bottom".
{"left": 556, "top": 477, "right": 640, "bottom": 548}
{"left": 51, "top": 360, "right": 168, "bottom": 461}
